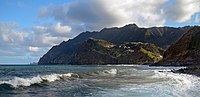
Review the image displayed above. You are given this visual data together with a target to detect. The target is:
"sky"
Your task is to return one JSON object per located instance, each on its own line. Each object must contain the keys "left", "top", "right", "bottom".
{"left": 0, "top": 0, "right": 200, "bottom": 64}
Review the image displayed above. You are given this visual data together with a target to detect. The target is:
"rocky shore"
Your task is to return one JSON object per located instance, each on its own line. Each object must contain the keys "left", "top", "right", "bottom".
{"left": 172, "top": 67, "right": 200, "bottom": 77}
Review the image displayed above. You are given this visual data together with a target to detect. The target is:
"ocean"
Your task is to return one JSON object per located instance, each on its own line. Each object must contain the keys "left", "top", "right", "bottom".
{"left": 0, "top": 65, "right": 199, "bottom": 97}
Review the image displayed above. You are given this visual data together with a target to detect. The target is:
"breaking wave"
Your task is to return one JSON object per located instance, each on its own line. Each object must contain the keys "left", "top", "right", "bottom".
{"left": 81, "top": 68, "right": 118, "bottom": 76}
{"left": 98, "top": 69, "right": 200, "bottom": 97}
{"left": 152, "top": 70, "right": 200, "bottom": 90}
{"left": 0, "top": 69, "right": 117, "bottom": 88}
{"left": 0, "top": 73, "right": 79, "bottom": 88}
{"left": 102, "top": 69, "right": 117, "bottom": 75}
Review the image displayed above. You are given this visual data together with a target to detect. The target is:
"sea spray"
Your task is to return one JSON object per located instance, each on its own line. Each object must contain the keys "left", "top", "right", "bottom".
{"left": 152, "top": 70, "right": 200, "bottom": 90}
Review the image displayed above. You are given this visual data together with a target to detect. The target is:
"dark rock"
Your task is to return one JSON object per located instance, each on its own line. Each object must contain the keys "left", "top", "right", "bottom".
{"left": 172, "top": 67, "right": 200, "bottom": 77}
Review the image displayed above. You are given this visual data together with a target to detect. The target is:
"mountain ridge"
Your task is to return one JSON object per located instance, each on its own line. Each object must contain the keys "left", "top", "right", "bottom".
{"left": 38, "top": 24, "right": 191, "bottom": 65}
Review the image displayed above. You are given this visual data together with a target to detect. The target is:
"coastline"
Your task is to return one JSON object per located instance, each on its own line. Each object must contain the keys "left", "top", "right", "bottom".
{"left": 172, "top": 66, "right": 200, "bottom": 77}
{"left": 151, "top": 63, "right": 200, "bottom": 77}
{"left": 3, "top": 63, "right": 199, "bottom": 77}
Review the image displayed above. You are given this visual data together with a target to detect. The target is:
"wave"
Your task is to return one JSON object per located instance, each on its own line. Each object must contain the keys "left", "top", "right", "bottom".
{"left": 102, "top": 69, "right": 117, "bottom": 75}
{"left": 0, "top": 83, "right": 15, "bottom": 91}
{"left": 91, "top": 69, "right": 117, "bottom": 76}
{"left": 0, "top": 69, "right": 117, "bottom": 88}
{"left": 0, "top": 73, "right": 79, "bottom": 88}
{"left": 152, "top": 70, "right": 200, "bottom": 90}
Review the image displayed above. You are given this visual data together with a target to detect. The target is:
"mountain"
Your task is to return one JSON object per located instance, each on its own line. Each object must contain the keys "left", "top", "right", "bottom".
{"left": 72, "top": 24, "right": 190, "bottom": 48}
{"left": 69, "top": 38, "right": 164, "bottom": 65}
{"left": 38, "top": 24, "right": 190, "bottom": 65}
{"left": 156, "top": 26, "right": 200, "bottom": 66}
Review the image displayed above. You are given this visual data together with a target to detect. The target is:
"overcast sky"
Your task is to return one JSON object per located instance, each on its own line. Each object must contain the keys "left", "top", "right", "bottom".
{"left": 0, "top": 0, "right": 200, "bottom": 64}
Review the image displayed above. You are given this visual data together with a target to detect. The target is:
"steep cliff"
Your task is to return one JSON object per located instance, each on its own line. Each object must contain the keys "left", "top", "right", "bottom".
{"left": 157, "top": 26, "right": 200, "bottom": 66}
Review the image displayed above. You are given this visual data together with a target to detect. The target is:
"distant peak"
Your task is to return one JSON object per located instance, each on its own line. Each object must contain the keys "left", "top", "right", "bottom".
{"left": 123, "top": 23, "right": 138, "bottom": 28}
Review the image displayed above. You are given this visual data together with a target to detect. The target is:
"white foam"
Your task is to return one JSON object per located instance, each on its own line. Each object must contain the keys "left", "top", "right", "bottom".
{"left": 152, "top": 70, "right": 200, "bottom": 90}
{"left": 0, "top": 73, "right": 77, "bottom": 88}
{"left": 97, "top": 69, "right": 200, "bottom": 97}
{"left": 102, "top": 69, "right": 117, "bottom": 75}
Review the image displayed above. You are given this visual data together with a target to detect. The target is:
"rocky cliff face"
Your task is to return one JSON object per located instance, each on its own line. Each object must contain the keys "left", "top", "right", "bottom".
{"left": 38, "top": 24, "right": 190, "bottom": 65}
{"left": 157, "top": 26, "right": 200, "bottom": 66}
{"left": 69, "top": 38, "right": 163, "bottom": 65}
{"left": 42, "top": 38, "right": 163, "bottom": 65}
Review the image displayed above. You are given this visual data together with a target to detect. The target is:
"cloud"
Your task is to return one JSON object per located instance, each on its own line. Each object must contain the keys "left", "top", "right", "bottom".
{"left": 0, "top": 22, "right": 27, "bottom": 57}
{"left": 0, "top": 22, "right": 31, "bottom": 57}
{"left": 27, "top": 22, "right": 70, "bottom": 47}
{"left": 165, "top": 0, "right": 200, "bottom": 23}
{"left": 38, "top": 0, "right": 200, "bottom": 30}
{"left": 31, "top": 22, "right": 71, "bottom": 36}
{"left": 0, "top": 22, "right": 70, "bottom": 57}
{"left": 47, "top": 22, "right": 72, "bottom": 36}
{"left": 28, "top": 46, "right": 50, "bottom": 57}
{"left": 0, "top": 22, "right": 26, "bottom": 45}
{"left": 1, "top": 0, "right": 200, "bottom": 63}
{"left": 28, "top": 46, "right": 40, "bottom": 52}
{"left": 195, "top": 14, "right": 200, "bottom": 23}
{"left": 27, "top": 33, "right": 68, "bottom": 47}
{"left": 38, "top": 0, "right": 167, "bottom": 30}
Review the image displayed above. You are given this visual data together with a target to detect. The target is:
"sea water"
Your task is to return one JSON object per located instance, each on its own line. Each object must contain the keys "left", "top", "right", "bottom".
{"left": 0, "top": 65, "right": 199, "bottom": 97}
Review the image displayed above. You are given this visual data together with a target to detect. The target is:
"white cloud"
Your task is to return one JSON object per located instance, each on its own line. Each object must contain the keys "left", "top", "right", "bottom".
{"left": 47, "top": 22, "right": 72, "bottom": 36}
{"left": 27, "top": 22, "right": 70, "bottom": 47}
{"left": 0, "top": 22, "right": 30, "bottom": 57}
{"left": 38, "top": 0, "right": 167, "bottom": 30}
{"left": 165, "top": 0, "right": 200, "bottom": 23}
{"left": 0, "top": 22, "right": 26, "bottom": 44}
{"left": 38, "top": 0, "right": 200, "bottom": 29}
{"left": 31, "top": 22, "right": 71, "bottom": 36}
{"left": 35, "top": 33, "right": 68, "bottom": 46}
{"left": 28, "top": 46, "right": 40, "bottom": 52}
{"left": 93, "top": 0, "right": 167, "bottom": 27}
{"left": 1, "top": 30, "right": 25, "bottom": 44}
{"left": 0, "top": 22, "right": 70, "bottom": 57}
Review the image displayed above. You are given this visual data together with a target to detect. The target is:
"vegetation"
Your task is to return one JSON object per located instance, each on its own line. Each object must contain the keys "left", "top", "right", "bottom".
{"left": 140, "top": 47, "right": 162, "bottom": 62}
{"left": 69, "top": 38, "right": 164, "bottom": 64}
